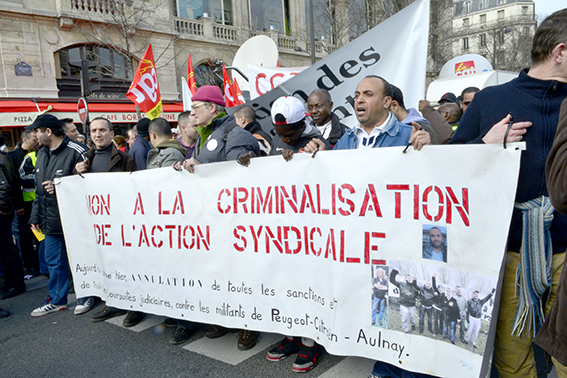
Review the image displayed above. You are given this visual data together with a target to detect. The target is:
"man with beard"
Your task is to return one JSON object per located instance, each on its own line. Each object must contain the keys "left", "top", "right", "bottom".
{"left": 423, "top": 227, "right": 447, "bottom": 262}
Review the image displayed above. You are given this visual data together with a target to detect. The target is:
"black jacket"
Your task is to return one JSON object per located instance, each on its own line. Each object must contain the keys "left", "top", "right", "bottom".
{"left": 245, "top": 120, "right": 273, "bottom": 145}
{"left": 30, "top": 137, "right": 87, "bottom": 235}
{"left": 0, "top": 153, "right": 23, "bottom": 213}
{"left": 83, "top": 143, "right": 137, "bottom": 173}
{"left": 270, "top": 123, "right": 331, "bottom": 155}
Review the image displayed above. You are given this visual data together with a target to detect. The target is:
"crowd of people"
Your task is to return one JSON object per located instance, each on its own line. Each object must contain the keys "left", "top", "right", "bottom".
{"left": 0, "top": 7, "right": 567, "bottom": 378}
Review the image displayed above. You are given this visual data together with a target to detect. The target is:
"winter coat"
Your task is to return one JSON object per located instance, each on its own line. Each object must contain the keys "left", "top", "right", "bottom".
{"left": 147, "top": 139, "right": 187, "bottom": 169}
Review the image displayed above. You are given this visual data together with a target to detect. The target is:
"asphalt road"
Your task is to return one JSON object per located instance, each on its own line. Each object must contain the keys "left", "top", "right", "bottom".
{"left": 0, "top": 276, "right": 372, "bottom": 378}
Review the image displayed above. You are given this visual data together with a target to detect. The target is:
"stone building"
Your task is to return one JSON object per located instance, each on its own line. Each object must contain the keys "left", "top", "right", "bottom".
{"left": 450, "top": 0, "right": 536, "bottom": 72}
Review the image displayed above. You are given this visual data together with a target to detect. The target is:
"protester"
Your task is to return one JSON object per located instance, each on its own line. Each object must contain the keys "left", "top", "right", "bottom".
{"left": 174, "top": 85, "right": 259, "bottom": 348}
{"left": 0, "top": 135, "right": 7, "bottom": 152}
{"left": 423, "top": 227, "right": 447, "bottom": 262}
{"left": 76, "top": 134, "right": 86, "bottom": 145}
{"left": 60, "top": 118, "right": 81, "bottom": 141}
{"left": 12, "top": 130, "right": 40, "bottom": 278}
{"left": 128, "top": 118, "right": 152, "bottom": 170}
{"left": 268, "top": 96, "right": 330, "bottom": 161}
{"left": 438, "top": 92, "right": 458, "bottom": 105}
{"left": 437, "top": 102, "right": 461, "bottom": 130}
{"left": 177, "top": 111, "right": 198, "bottom": 159}
{"left": 372, "top": 267, "right": 388, "bottom": 326}
{"left": 76, "top": 118, "right": 139, "bottom": 320}
{"left": 464, "top": 289, "right": 495, "bottom": 349}
{"left": 234, "top": 105, "right": 272, "bottom": 155}
{"left": 112, "top": 135, "right": 127, "bottom": 152}
{"left": 28, "top": 114, "right": 88, "bottom": 317}
{"left": 0, "top": 153, "right": 25, "bottom": 301}
{"left": 538, "top": 96, "right": 567, "bottom": 372}
{"left": 418, "top": 275, "right": 437, "bottom": 334}
{"left": 390, "top": 269, "right": 419, "bottom": 333}
{"left": 459, "top": 87, "right": 479, "bottom": 114}
{"left": 443, "top": 287, "right": 460, "bottom": 345}
{"left": 306, "top": 88, "right": 347, "bottom": 147}
{"left": 454, "top": 286, "right": 468, "bottom": 343}
{"left": 147, "top": 118, "right": 187, "bottom": 169}
{"left": 432, "top": 281, "right": 445, "bottom": 336}
{"left": 418, "top": 99, "right": 455, "bottom": 144}
{"left": 389, "top": 84, "right": 439, "bottom": 144}
{"left": 450, "top": 9, "right": 567, "bottom": 377}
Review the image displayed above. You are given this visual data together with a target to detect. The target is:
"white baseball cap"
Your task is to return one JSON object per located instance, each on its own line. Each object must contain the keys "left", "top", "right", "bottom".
{"left": 271, "top": 96, "right": 307, "bottom": 125}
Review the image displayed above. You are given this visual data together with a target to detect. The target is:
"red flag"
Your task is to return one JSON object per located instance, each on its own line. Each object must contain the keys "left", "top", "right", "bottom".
{"left": 126, "top": 45, "right": 162, "bottom": 119}
{"left": 187, "top": 55, "right": 197, "bottom": 96}
{"left": 222, "top": 63, "right": 239, "bottom": 108}
{"left": 232, "top": 78, "right": 245, "bottom": 106}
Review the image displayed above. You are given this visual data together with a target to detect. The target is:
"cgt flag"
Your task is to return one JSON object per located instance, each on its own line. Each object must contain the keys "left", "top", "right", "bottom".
{"left": 187, "top": 55, "right": 197, "bottom": 96}
{"left": 126, "top": 45, "right": 162, "bottom": 120}
{"left": 223, "top": 63, "right": 244, "bottom": 107}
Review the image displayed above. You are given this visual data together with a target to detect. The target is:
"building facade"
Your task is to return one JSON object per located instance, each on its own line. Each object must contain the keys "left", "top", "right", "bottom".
{"left": 450, "top": 0, "right": 536, "bottom": 72}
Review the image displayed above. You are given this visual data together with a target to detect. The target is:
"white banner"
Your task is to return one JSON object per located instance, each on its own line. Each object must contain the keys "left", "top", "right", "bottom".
{"left": 249, "top": 0, "right": 430, "bottom": 131}
{"left": 58, "top": 143, "right": 522, "bottom": 378}
{"left": 247, "top": 66, "right": 306, "bottom": 100}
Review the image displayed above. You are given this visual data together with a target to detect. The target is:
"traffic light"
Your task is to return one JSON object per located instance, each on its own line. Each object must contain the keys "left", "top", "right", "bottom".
{"left": 69, "top": 59, "right": 101, "bottom": 97}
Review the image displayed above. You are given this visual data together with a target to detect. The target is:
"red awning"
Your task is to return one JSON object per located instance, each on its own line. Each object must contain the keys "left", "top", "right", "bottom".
{"left": 0, "top": 99, "right": 184, "bottom": 128}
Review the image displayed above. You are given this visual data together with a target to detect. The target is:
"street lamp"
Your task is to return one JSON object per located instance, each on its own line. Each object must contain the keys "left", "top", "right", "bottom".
{"left": 492, "top": 27, "right": 512, "bottom": 69}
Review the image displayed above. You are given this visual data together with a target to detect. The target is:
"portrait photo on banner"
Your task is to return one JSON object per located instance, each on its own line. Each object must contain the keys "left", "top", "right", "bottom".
{"left": 371, "top": 260, "right": 497, "bottom": 356}
{"left": 422, "top": 224, "right": 448, "bottom": 263}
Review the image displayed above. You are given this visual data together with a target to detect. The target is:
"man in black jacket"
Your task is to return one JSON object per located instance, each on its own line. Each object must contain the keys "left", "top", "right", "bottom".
{"left": 76, "top": 117, "right": 139, "bottom": 321}
{"left": 28, "top": 114, "right": 88, "bottom": 317}
{"left": 234, "top": 105, "right": 272, "bottom": 155}
{"left": 307, "top": 88, "right": 347, "bottom": 147}
{"left": 0, "top": 153, "right": 25, "bottom": 302}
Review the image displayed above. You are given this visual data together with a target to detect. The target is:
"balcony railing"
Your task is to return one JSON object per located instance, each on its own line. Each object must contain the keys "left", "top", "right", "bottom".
{"left": 71, "top": 0, "right": 114, "bottom": 15}
{"left": 176, "top": 19, "right": 204, "bottom": 36}
{"left": 213, "top": 24, "right": 237, "bottom": 41}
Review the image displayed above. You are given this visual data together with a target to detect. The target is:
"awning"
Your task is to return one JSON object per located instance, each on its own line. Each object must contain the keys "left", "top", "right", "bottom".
{"left": 0, "top": 99, "right": 184, "bottom": 128}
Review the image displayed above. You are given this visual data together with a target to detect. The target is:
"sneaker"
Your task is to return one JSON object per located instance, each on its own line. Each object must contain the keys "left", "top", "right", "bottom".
{"left": 170, "top": 326, "right": 196, "bottom": 345}
{"left": 266, "top": 337, "right": 302, "bottom": 361}
{"left": 74, "top": 297, "right": 95, "bottom": 315}
{"left": 123, "top": 311, "right": 146, "bottom": 327}
{"left": 0, "top": 286, "right": 26, "bottom": 300}
{"left": 292, "top": 344, "right": 322, "bottom": 373}
{"left": 237, "top": 330, "right": 260, "bottom": 351}
{"left": 164, "top": 317, "right": 177, "bottom": 328}
{"left": 31, "top": 303, "right": 67, "bottom": 317}
{"left": 91, "top": 306, "right": 127, "bottom": 322}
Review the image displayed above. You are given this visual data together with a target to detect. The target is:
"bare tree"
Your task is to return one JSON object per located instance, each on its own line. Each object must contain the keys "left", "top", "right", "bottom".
{"left": 437, "top": 266, "right": 451, "bottom": 285}
{"left": 457, "top": 269, "right": 474, "bottom": 290}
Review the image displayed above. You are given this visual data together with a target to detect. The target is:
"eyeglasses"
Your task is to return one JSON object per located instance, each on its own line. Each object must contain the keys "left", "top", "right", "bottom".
{"left": 191, "top": 102, "right": 206, "bottom": 111}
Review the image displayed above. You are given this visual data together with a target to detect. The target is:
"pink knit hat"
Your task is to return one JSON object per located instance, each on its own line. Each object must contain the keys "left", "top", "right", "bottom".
{"left": 192, "top": 85, "right": 226, "bottom": 107}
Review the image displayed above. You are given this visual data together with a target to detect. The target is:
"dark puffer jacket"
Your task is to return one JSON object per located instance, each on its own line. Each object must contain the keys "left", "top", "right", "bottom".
{"left": 0, "top": 153, "right": 23, "bottom": 213}
{"left": 30, "top": 137, "right": 87, "bottom": 235}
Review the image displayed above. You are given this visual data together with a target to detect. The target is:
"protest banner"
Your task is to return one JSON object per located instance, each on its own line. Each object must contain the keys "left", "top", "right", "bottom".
{"left": 247, "top": 66, "right": 306, "bottom": 100}
{"left": 248, "top": 0, "right": 429, "bottom": 131}
{"left": 58, "top": 143, "right": 522, "bottom": 377}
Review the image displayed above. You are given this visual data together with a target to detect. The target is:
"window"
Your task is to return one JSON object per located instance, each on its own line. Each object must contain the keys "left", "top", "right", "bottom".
{"left": 498, "top": 0, "right": 505, "bottom": 4}
{"left": 522, "top": 6, "right": 528, "bottom": 14}
{"left": 497, "top": 30, "right": 505, "bottom": 43}
{"left": 463, "top": 37, "right": 469, "bottom": 51}
{"left": 463, "top": 18, "right": 469, "bottom": 27}
{"left": 250, "top": 0, "right": 290, "bottom": 35}
{"left": 176, "top": 0, "right": 232, "bottom": 25}
{"left": 480, "top": 33, "right": 486, "bottom": 47}
{"left": 56, "top": 44, "right": 134, "bottom": 98}
{"left": 523, "top": 27, "right": 529, "bottom": 37}
{"left": 480, "top": 14, "right": 486, "bottom": 24}
{"left": 464, "top": 1, "right": 470, "bottom": 13}
{"left": 497, "top": 50, "right": 505, "bottom": 65}
{"left": 305, "top": 0, "right": 332, "bottom": 41}
{"left": 498, "top": 10, "right": 504, "bottom": 19}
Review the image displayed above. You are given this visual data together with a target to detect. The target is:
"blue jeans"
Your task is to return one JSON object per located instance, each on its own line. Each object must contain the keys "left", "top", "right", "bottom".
{"left": 372, "top": 297, "right": 386, "bottom": 324}
{"left": 445, "top": 320, "right": 456, "bottom": 342}
{"left": 44, "top": 234, "right": 70, "bottom": 305}
{"left": 372, "top": 361, "right": 437, "bottom": 378}
{"left": 38, "top": 241, "right": 48, "bottom": 275}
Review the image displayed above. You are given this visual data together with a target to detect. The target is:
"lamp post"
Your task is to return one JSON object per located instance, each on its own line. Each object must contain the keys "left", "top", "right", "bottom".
{"left": 492, "top": 26, "right": 512, "bottom": 69}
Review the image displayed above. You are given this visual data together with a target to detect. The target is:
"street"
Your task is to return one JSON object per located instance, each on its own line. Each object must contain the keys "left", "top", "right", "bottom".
{"left": 1, "top": 276, "right": 375, "bottom": 378}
